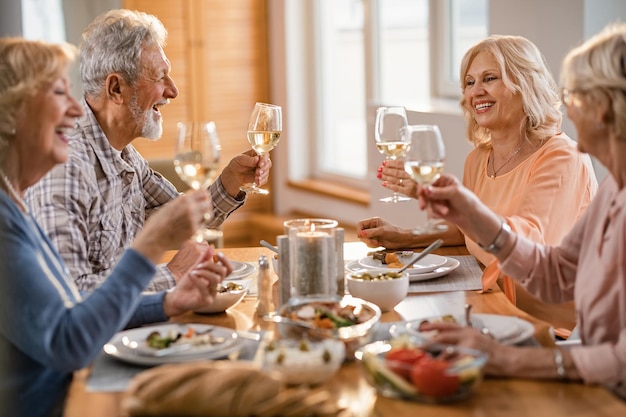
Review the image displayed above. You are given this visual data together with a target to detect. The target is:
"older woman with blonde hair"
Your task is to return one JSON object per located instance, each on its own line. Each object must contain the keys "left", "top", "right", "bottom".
{"left": 0, "top": 38, "right": 231, "bottom": 417}
{"left": 421, "top": 23, "right": 626, "bottom": 398}
{"left": 358, "top": 35, "right": 598, "bottom": 337}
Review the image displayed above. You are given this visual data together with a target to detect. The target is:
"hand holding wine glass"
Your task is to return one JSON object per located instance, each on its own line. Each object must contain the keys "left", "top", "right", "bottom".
{"left": 403, "top": 124, "right": 448, "bottom": 234}
{"left": 240, "top": 102, "right": 282, "bottom": 195}
{"left": 174, "top": 121, "right": 221, "bottom": 243}
{"left": 374, "top": 106, "right": 411, "bottom": 203}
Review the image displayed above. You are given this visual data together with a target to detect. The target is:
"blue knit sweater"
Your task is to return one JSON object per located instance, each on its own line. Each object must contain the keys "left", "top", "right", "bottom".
{"left": 0, "top": 191, "right": 168, "bottom": 417}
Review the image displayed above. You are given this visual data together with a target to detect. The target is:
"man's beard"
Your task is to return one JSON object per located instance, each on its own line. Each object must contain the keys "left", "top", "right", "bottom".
{"left": 129, "top": 93, "right": 163, "bottom": 141}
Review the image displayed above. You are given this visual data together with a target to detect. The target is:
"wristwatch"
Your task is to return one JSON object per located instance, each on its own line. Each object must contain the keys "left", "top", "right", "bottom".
{"left": 478, "top": 221, "right": 511, "bottom": 254}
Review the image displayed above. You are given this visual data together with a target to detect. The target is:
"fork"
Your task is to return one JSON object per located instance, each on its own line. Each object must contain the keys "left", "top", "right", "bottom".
{"left": 465, "top": 303, "right": 491, "bottom": 337}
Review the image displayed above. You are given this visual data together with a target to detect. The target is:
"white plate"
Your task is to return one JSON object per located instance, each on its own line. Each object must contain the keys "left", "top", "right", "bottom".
{"left": 408, "top": 257, "right": 461, "bottom": 282}
{"left": 103, "top": 323, "right": 240, "bottom": 366}
{"left": 229, "top": 260, "right": 247, "bottom": 275}
{"left": 357, "top": 253, "right": 447, "bottom": 274}
{"left": 399, "top": 313, "right": 534, "bottom": 345}
{"left": 345, "top": 257, "right": 459, "bottom": 281}
{"left": 471, "top": 314, "right": 535, "bottom": 345}
{"left": 194, "top": 280, "right": 249, "bottom": 314}
{"left": 225, "top": 262, "right": 257, "bottom": 280}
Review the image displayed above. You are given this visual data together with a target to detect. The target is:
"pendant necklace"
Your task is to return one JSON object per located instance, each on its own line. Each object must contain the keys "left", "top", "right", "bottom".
{"left": 489, "top": 141, "right": 525, "bottom": 179}
{"left": 0, "top": 168, "right": 28, "bottom": 212}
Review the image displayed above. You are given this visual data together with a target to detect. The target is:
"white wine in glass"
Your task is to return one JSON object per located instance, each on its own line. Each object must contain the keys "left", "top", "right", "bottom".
{"left": 374, "top": 106, "right": 411, "bottom": 203}
{"left": 403, "top": 124, "right": 448, "bottom": 234}
{"left": 174, "top": 121, "right": 222, "bottom": 243}
{"left": 240, "top": 102, "right": 282, "bottom": 195}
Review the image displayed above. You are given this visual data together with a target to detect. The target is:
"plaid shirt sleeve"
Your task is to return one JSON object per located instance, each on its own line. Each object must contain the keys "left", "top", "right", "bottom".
{"left": 26, "top": 151, "right": 108, "bottom": 292}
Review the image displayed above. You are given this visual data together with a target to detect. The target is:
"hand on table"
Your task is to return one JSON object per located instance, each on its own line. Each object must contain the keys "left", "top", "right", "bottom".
{"left": 357, "top": 217, "right": 412, "bottom": 249}
{"left": 421, "top": 321, "right": 511, "bottom": 376}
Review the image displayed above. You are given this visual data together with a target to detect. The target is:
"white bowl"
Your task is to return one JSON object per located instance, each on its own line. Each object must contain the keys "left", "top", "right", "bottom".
{"left": 346, "top": 269, "right": 409, "bottom": 312}
{"left": 194, "top": 280, "right": 249, "bottom": 314}
{"left": 262, "top": 338, "right": 345, "bottom": 386}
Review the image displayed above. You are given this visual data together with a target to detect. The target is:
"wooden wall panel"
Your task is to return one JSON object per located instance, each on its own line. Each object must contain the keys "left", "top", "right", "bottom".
{"left": 122, "top": 0, "right": 272, "bottom": 221}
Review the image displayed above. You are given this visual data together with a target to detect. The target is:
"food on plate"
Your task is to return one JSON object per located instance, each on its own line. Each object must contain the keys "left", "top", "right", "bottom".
{"left": 390, "top": 315, "right": 461, "bottom": 340}
{"left": 263, "top": 338, "right": 345, "bottom": 385}
{"left": 287, "top": 301, "right": 376, "bottom": 330}
{"left": 145, "top": 327, "right": 225, "bottom": 350}
{"left": 218, "top": 282, "right": 244, "bottom": 293}
{"left": 350, "top": 270, "right": 404, "bottom": 281}
{"left": 368, "top": 250, "right": 405, "bottom": 269}
{"left": 276, "top": 297, "right": 381, "bottom": 360}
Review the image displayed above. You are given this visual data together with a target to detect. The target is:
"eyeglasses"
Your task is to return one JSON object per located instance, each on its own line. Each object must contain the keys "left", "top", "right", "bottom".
{"left": 561, "top": 88, "right": 581, "bottom": 107}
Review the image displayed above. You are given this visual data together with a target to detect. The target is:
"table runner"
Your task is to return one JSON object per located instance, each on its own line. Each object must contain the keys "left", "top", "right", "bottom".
{"left": 408, "top": 256, "right": 482, "bottom": 293}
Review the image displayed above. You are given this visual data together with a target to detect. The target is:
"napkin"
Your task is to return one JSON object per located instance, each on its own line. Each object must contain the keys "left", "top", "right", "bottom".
{"left": 122, "top": 361, "right": 346, "bottom": 417}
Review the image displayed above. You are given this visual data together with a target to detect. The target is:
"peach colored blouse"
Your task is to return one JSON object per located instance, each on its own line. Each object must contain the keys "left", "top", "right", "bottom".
{"left": 463, "top": 133, "right": 597, "bottom": 283}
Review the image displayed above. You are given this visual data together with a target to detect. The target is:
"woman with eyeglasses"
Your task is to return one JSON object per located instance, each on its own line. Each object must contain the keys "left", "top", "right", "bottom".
{"left": 358, "top": 34, "right": 598, "bottom": 337}
{"left": 418, "top": 23, "right": 626, "bottom": 399}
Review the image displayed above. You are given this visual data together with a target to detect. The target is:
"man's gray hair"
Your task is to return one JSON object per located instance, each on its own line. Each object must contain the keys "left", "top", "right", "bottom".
{"left": 79, "top": 9, "right": 167, "bottom": 98}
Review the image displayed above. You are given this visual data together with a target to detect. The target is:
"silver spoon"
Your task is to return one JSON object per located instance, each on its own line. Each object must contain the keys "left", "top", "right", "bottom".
{"left": 260, "top": 239, "right": 279, "bottom": 253}
{"left": 397, "top": 238, "right": 444, "bottom": 273}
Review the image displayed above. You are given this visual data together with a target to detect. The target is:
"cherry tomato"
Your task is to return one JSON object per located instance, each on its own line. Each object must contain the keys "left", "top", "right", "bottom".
{"left": 385, "top": 347, "right": 426, "bottom": 379}
{"left": 410, "top": 357, "right": 460, "bottom": 398}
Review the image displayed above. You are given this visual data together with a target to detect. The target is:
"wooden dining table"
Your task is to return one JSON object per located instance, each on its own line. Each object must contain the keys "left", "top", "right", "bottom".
{"left": 63, "top": 244, "right": 626, "bottom": 417}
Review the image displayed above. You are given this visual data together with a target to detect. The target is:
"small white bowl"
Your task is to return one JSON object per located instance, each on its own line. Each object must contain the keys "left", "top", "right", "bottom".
{"left": 262, "top": 338, "right": 345, "bottom": 385}
{"left": 347, "top": 269, "right": 409, "bottom": 312}
{"left": 194, "top": 280, "right": 249, "bottom": 314}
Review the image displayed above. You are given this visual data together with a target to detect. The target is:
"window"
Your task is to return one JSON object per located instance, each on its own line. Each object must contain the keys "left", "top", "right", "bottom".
{"left": 21, "top": 0, "right": 66, "bottom": 42}
{"left": 435, "top": 0, "right": 489, "bottom": 97}
{"left": 286, "top": 0, "right": 488, "bottom": 188}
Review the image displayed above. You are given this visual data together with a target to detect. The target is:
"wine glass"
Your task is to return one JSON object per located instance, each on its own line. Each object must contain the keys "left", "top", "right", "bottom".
{"left": 239, "top": 102, "right": 283, "bottom": 195}
{"left": 374, "top": 106, "right": 411, "bottom": 203}
{"left": 174, "top": 121, "right": 222, "bottom": 243}
{"left": 403, "top": 124, "right": 449, "bottom": 234}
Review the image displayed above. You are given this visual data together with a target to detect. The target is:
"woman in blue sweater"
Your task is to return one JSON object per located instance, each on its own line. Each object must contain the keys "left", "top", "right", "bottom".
{"left": 0, "top": 38, "right": 231, "bottom": 417}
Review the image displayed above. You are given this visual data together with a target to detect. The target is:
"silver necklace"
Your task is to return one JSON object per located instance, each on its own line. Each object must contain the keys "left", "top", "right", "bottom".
{"left": 489, "top": 142, "right": 525, "bottom": 178}
{"left": 0, "top": 168, "right": 27, "bottom": 212}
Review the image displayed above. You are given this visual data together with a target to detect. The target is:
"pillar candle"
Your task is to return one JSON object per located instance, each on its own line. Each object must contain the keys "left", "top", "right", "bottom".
{"left": 293, "top": 231, "right": 335, "bottom": 297}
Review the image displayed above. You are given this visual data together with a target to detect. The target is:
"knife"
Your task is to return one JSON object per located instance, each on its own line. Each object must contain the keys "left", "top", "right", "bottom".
{"left": 397, "top": 239, "right": 444, "bottom": 273}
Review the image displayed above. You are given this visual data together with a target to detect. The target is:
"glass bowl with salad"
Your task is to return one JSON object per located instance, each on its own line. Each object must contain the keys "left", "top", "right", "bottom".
{"left": 274, "top": 295, "right": 381, "bottom": 359}
{"left": 354, "top": 335, "right": 487, "bottom": 403}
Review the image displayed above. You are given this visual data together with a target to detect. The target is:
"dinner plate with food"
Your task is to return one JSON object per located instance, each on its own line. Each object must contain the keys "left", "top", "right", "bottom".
{"left": 354, "top": 249, "right": 448, "bottom": 274}
{"left": 395, "top": 313, "right": 535, "bottom": 345}
{"left": 103, "top": 323, "right": 240, "bottom": 365}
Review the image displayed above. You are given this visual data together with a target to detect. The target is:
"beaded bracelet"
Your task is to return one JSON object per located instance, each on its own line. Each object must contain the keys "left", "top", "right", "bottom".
{"left": 553, "top": 348, "right": 566, "bottom": 380}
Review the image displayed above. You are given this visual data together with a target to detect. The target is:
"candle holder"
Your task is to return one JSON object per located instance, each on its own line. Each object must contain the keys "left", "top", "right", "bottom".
{"left": 276, "top": 219, "right": 345, "bottom": 307}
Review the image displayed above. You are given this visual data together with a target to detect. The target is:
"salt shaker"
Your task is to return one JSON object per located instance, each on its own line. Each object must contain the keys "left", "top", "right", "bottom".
{"left": 255, "top": 255, "right": 274, "bottom": 317}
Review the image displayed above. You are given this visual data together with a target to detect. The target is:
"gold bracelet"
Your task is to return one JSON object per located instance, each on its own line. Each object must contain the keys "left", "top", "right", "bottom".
{"left": 553, "top": 348, "right": 566, "bottom": 380}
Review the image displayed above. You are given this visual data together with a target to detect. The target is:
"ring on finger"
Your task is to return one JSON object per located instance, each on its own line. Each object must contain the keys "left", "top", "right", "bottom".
{"left": 480, "top": 327, "right": 494, "bottom": 338}
{"left": 399, "top": 178, "right": 404, "bottom": 185}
